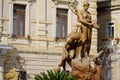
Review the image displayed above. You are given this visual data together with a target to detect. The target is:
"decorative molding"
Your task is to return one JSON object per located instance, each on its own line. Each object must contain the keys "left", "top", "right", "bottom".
{"left": 52, "top": 0, "right": 75, "bottom": 2}
{"left": 30, "top": 20, "right": 53, "bottom": 24}
{"left": 52, "top": 0, "right": 75, "bottom": 4}
{"left": 10, "top": 0, "right": 32, "bottom": 2}
{"left": 38, "top": 20, "right": 52, "bottom": 24}
{"left": 0, "top": 18, "right": 9, "bottom": 21}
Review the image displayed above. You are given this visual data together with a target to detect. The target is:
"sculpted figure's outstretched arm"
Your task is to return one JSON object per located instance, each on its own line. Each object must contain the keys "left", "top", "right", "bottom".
{"left": 77, "top": 12, "right": 99, "bottom": 29}
{"left": 68, "top": 4, "right": 78, "bottom": 16}
{"left": 68, "top": 1, "right": 99, "bottom": 30}
{"left": 68, "top": 3, "right": 93, "bottom": 28}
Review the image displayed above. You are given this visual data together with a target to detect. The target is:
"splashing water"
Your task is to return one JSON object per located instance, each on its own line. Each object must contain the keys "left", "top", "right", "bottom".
{"left": 99, "top": 39, "right": 120, "bottom": 80}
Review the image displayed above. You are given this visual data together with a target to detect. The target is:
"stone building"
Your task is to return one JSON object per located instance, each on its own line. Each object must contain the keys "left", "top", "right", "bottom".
{"left": 0, "top": 0, "right": 120, "bottom": 80}
{"left": 97, "top": 1, "right": 120, "bottom": 80}
{"left": 97, "top": 0, "right": 120, "bottom": 49}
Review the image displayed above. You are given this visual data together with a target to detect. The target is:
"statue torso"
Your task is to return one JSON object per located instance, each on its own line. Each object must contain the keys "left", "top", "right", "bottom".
{"left": 80, "top": 10, "right": 91, "bottom": 23}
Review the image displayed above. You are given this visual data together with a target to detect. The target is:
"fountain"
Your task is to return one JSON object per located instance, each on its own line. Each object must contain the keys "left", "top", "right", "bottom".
{"left": 55, "top": 1, "right": 120, "bottom": 80}
{"left": 99, "top": 38, "right": 120, "bottom": 80}
{"left": 56, "top": 1, "right": 101, "bottom": 80}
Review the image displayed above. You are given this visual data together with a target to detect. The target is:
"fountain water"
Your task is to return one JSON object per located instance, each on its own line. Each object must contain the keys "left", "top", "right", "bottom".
{"left": 98, "top": 38, "right": 120, "bottom": 80}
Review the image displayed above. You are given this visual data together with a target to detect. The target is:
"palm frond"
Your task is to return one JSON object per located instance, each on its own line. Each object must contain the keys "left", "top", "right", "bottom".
{"left": 34, "top": 70, "right": 76, "bottom": 80}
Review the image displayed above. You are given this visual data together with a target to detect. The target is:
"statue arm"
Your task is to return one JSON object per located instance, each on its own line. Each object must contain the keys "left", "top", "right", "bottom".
{"left": 68, "top": 5, "right": 78, "bottom": 16}
{"left": 77, "top": 11, "right": 99, "bottom": 29}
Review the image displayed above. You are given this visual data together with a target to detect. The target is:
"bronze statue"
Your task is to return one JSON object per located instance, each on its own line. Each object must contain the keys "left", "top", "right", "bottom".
{"left": 57, "top": 1, "right": 102, "bottom": 80}
{"left": 58, "top": 1, "right": 99, "bottom": 72}
{"left": 69, "top": 1, "right": 99, "bottom": 59}
{"left": 58, "top": 26, "right": 84, "bottom": 71}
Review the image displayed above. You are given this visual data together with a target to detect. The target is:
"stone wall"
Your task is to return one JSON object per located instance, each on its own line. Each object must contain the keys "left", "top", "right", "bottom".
{"left": 4, "top": 51, "right": 61, "bottom": 80}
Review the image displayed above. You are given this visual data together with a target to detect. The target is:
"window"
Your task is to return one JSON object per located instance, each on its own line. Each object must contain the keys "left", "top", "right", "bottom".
{"left": 106, "top": 21, "right": 114, "bottom": 38}
{"left": 13, "top": 4, "right": 26, "bottom": 36}
{"left": 56, "top": 8, "right": 68, "bottom": 40}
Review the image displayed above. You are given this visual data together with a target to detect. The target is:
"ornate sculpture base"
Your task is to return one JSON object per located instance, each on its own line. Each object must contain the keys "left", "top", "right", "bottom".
{"left": 71, "top": 58, "right": 93, "bottom": 80}
{"left": 71, "top": 58, "right": 102, "bottom": 80}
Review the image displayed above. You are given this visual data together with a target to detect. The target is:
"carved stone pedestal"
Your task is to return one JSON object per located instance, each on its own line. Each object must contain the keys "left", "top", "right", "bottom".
{"left": 71, "top": 58, "right": 95, "bottom": 80}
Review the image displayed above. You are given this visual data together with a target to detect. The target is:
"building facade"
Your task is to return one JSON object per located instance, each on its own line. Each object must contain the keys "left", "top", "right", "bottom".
{"left": 97, "top": 0, "right": 120, "bottom": 50}
{"left": 0, "top": 0, "right": 99, "bottom": 80}
{"left": 97, "top": 1, "right": 120, "bottom": 79}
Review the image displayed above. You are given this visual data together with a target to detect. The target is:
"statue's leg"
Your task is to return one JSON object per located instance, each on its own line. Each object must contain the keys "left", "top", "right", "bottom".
{"left": 69, "top": 49, "right": 75, "bottom": 60}
{"left": 58, "top": 57, "right": 67, "bottom": 71}
{"left": 75, "top": 42, "right": 84, "bottom": 60}
{"left": 81, "top": 41, "right": 87, "bottom": 58}
{"left": 86, "top": 42, "right": 91, "bottom": 56}
{"left": 86, "top": 28, "right": 92, "bottom": 56}
{"left": 58, "top": 46, "right": 69, "bottom": 71}
{"left": 75, "top": 34, "right": 86, "bottom": 59}
{"left": 68, "top": 49, "right": 75, "bottom": 66}
{"left": 76, "top": 47, "right": 81, "bottom": 60}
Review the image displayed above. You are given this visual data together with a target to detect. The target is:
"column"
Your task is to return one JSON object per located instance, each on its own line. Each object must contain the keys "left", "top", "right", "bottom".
{"left": 35, "top": 0, "right": 40, "bottom": 50}
{"left": 26, "top": 2, "right": 30, "bottom": 36}
{"left": 9, "top": 0, "right": 13, "bottom": 35}
{"left": 51, "top": 1, "right": 56, "bottom": 40}
{"left": 35, "top": 0, "right": 47, "bottom": 50}
{"left": 0, "top": 0, "right": 3, "bottom": 32}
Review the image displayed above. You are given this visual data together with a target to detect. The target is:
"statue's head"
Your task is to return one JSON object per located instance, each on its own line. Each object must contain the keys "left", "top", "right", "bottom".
{"left": 83, "top": 1, "right": 90, "bottom": 11}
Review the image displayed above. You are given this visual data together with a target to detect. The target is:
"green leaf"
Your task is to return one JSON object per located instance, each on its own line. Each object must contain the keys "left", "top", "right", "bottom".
{"left": 34, "top": 70, "right": 76, "bottom": 80}
{"left": 34, "top": 74, "right": 43, "bottom": 80}
{"left": 59, "top": 71, "right": 65, "bottom": 80}
{"left": 47, "top": 70, "right": 54, "bottom": 80}
{"left": 41, "top": 72, "right": 49, "bottom": 80}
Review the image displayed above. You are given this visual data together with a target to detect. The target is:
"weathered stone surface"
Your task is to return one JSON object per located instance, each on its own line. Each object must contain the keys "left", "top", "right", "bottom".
{"left": 71, "top": 58, "right": 94, "bottom": 80}
{"left": 70, "top": 57, "right": 102, "bottom": 80}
